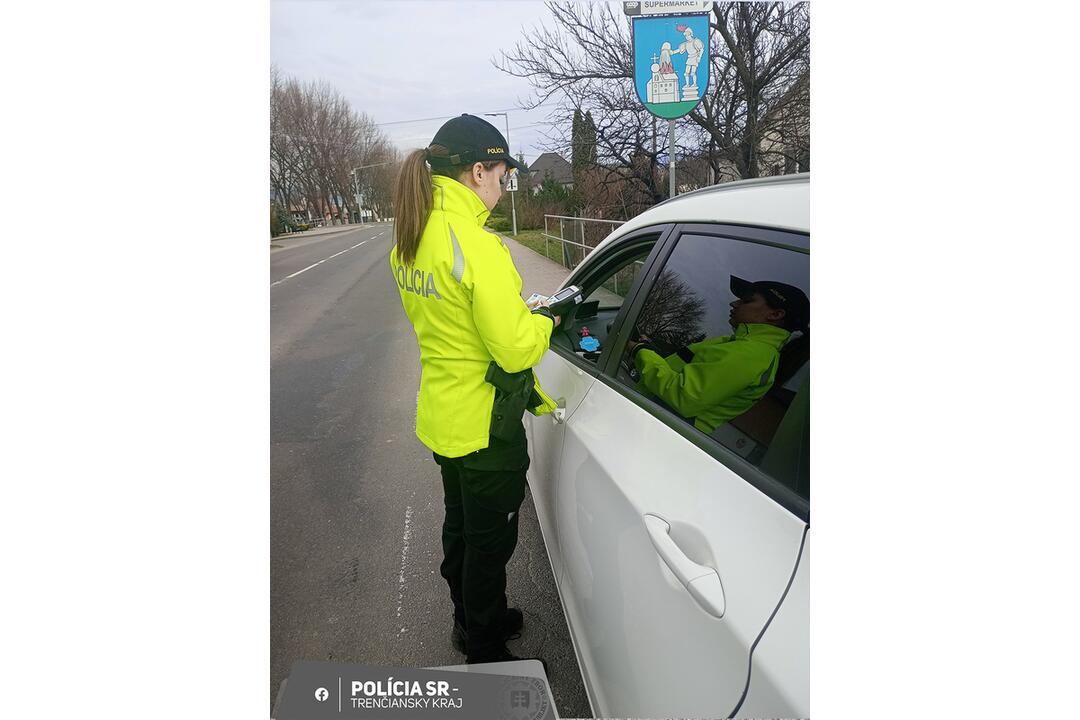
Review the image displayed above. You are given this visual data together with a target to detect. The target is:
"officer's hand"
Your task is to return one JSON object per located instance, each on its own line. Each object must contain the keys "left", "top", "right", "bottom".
{"left": 552, "top": 315, "right": 562, "bottom": 328}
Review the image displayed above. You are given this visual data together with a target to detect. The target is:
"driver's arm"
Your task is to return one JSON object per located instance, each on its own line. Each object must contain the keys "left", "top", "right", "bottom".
{"left": 632, "top": 348, "right": 754, "bottom": 420}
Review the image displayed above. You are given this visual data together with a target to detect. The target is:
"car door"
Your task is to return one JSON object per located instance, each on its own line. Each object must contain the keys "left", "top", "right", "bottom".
{"left": 554, "top": 223, "right": 810, "bottom": 718}
{"left": 736, "top": 530, "right": 809, "bottom": 717}
{"left": 525, "top": 228, "right": 670, "bottom": 585}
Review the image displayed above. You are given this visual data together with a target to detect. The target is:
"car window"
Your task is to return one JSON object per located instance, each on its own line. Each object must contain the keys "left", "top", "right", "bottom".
{"left": 616, "top": 231, "right": 810, "bottom": 499}
{"left": 549, "top": 234, "right": 660, "bottom": 365}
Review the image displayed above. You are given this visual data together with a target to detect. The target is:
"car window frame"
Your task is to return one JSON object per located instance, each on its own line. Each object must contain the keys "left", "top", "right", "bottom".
{"left": 597, "top": 222, "right": 811, "bottom": 522}
{"left": 545, "top": 223, "right": 676, "bottom": 377}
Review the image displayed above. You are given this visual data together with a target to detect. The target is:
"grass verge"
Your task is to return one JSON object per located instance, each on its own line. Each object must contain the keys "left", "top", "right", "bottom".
{"left": 503, "top": 228, "right": 577, "bottom": 266}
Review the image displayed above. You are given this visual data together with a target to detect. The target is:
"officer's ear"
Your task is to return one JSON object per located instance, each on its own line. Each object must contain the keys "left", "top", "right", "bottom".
{"left": 767, "top": 307, "right": 786, "bottom": 325}
{"left": 458, "top": 162, "right": 482, "bottom": 187}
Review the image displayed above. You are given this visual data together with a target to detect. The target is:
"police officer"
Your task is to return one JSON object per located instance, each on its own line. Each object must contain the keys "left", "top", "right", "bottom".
{"left": 389, "top": 114, "right": 560, "bottom": 665}
{"left": 628, "top": 276, "right": 809, "bottom": 432}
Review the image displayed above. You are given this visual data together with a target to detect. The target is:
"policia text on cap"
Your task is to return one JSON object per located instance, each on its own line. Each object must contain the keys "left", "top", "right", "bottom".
{"left": 389, "top": 114, "right": 561, "bottom": 665}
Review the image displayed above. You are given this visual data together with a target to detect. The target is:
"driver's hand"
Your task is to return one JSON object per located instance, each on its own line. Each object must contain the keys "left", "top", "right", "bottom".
{"left": 552, "top": 315, "right": 562, "bottom": 328}
{"left": 627, "top": 334, "right": 649, "bottom": 355}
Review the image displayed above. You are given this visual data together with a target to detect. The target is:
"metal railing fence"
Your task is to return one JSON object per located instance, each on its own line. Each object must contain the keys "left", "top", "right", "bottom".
{"left": 542, "top": 214, "right": 626, "bottom": 271}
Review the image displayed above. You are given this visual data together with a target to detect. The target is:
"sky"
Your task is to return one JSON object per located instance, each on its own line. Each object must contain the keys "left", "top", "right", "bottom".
{"left": 271, "top": 0, "right": 578, "bottom": 165}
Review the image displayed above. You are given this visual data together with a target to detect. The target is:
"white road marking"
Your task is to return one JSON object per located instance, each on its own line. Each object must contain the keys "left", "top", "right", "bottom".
{"left": 270, "top": 239, "right": 368, "bottom": 287}
{"left": 396, "top": 505, "right": 414, "bottom": 635}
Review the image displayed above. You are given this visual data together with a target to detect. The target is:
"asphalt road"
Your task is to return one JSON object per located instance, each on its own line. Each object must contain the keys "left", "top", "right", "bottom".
{"left": 271, "top": 224, "right": 592, "bottom": 718}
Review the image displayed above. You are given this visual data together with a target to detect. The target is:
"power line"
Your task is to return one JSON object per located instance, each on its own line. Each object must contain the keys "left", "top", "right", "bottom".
{"left": 272, "top": 122, "right": 549, "bottom": 152}
{"left": 375, "top": 100, "right": 560, "bottom": 127}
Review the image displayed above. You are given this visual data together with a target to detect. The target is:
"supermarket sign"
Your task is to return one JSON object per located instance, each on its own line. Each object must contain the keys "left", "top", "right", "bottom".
{"left": 623, "top": 1, "right": 713, "bottom": 16}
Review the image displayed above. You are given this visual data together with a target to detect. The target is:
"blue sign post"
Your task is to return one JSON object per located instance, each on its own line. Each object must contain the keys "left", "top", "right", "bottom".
{"left": 628, "top": 5, "right": 710, "bottom": 197}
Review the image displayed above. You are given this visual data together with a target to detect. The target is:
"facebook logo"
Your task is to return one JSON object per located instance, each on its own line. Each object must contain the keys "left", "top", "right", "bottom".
{"left": 314, "top": 687, "right": 329, "bottom": 702}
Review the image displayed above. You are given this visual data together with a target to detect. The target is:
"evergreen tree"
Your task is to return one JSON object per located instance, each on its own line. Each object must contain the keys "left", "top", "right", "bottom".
{"left": 570, "top": 109, "right": 585, "bottom": 212}
{"left": 571, "top": 109, "right": 585, "bottom": 180}
{"left": 583, "top": 111, "right": 597, "bottom": 165}
{"left": 517, "top": 151, "right": 532, "bottom": 195}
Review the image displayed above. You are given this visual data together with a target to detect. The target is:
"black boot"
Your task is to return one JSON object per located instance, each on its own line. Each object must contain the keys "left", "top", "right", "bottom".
{"left": 467, "top": 643, "right": 524, "bottom": 664}
{"left": 451, "top": 607, "right": 524, "bottom": 654}
{"left": 466, "top": 643, "right": 549, "bottom": 676}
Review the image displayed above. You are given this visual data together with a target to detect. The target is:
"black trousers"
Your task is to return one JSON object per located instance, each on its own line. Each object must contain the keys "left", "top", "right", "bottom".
{"left": 433, "top": 427, "right": 529, "bottom": 655}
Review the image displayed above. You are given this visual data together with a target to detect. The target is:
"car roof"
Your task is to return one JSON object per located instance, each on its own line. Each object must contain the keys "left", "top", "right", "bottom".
{"left": 593, "top": 172, "right": 809, "bottom": 255}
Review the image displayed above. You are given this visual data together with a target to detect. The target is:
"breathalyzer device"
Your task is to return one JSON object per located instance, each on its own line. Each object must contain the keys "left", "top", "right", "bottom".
{"left": 544, "top": 285, "right": 583, "bottom": 315}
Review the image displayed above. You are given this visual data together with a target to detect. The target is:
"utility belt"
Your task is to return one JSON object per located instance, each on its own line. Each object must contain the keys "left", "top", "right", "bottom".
{"left": 484, "top": 362, "right": 543, "bottom": 442}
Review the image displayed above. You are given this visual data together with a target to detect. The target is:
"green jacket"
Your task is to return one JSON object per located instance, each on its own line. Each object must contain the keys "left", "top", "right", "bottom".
{"left": 633, "top": 323, "right": 790, "bottom": 433}
{"left": 390, "top": 175, "right": 556, "bottom": 458}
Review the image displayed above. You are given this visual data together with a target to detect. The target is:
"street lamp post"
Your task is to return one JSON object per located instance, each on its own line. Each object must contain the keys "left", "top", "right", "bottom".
{"left": 350, "top": 160, "right": 394, "bottom": 223}
{"left": 485, "top": 112, "right": 518, "bottom": 236}
{"left": 350, "top": 168, "right": 362, "bottom": 223}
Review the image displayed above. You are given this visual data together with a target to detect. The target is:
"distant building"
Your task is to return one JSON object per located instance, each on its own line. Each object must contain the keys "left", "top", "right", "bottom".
{"left": 527, "top": 152, "right": 574, "bottom": 195}
{"left": 757, "top": 72, "right": 810, "bottom": 177}
{"left": 672, "top": 154, "right": 740, "bottom": 193}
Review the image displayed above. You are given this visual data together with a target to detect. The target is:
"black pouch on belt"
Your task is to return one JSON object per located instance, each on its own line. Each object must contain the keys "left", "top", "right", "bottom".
{"left": 484, "top": 361, "right": 537, "bottom": 442}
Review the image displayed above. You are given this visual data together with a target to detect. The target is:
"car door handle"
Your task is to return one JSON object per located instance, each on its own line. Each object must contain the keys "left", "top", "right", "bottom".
{"left": 551, "top": 397, "right": 567, "bottom": 424}
{"left": 644, "top": 513, "right": 726, "bottom": 618}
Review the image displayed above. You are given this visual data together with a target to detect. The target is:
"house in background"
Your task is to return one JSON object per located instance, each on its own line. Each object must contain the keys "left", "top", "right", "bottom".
{"left": 527, "top": 152, "right": 574, "bottom": 195}
{"left": 673, "top": 154, "right": 741, "bottom": 194}
{"left": 757, "top": 72, "right": 810, "bottom": 177}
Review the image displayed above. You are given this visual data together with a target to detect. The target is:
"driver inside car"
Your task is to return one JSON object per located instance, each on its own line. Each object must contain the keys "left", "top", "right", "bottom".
{"left": 626, "top": 276, "right": 809, "bottom": 433}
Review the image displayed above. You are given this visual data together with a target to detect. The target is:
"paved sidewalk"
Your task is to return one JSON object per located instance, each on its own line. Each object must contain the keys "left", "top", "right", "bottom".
{"left": 497, "top": 232, "right": 573, "bottom": 300}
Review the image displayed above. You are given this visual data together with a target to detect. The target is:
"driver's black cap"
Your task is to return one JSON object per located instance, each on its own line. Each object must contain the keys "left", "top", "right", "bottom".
{"left": 730, "top": 276, "right": 810, "bottom": 331}
{"left": 427, "top": 114, "right": 528, "bottom": 173}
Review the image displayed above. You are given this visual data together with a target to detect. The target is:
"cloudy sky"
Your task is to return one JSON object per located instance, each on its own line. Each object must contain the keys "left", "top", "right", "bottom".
{"left": 271, "top": 0, "right": 579, "bottom": 164}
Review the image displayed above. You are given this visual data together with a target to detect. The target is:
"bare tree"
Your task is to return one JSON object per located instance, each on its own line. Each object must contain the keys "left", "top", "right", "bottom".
{"left": 635, "top": 269, "right": 708, "bottom": 349}
{"left": 270, "top": 69, "right": 397, "bottom": 227}
{"left": 693, "top": 2, "right": 810, "bottom": 179}
{"left": 495, "top": 1, "right": 667, "bottom": 217}
{"left": 495, "top": 1, "right": 810, "bottom": 206}
{"left": 359, "top": 143, "right": 401, "bottom": 220}
{"left": 270, "top": 66, "right": 302, "bottom": 222}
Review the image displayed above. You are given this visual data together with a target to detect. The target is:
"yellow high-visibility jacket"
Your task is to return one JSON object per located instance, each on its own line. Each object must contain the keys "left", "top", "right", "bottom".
{"left": 634, "top": 323, "right": 791, "bottom": 433}
{"left": 390, "top": 175, "right": 556, "bottom": 458}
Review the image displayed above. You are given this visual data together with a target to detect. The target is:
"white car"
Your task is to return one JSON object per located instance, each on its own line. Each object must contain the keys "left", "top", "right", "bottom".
{"left": 525, "top": 173, "right": 809, "bottom": 718}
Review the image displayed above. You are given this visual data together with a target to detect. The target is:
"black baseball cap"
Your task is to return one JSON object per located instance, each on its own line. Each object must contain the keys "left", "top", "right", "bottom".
{"left": 730, "top": 276, "right": 810, "bottom": 331}
{"left": 428, "top": 114, "right": 528, "bottom": 173}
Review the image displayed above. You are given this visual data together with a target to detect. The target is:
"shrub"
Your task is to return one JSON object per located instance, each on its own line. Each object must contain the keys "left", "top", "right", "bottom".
{"left": 271, "top": 204, "right": 287, "bottom": 237}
